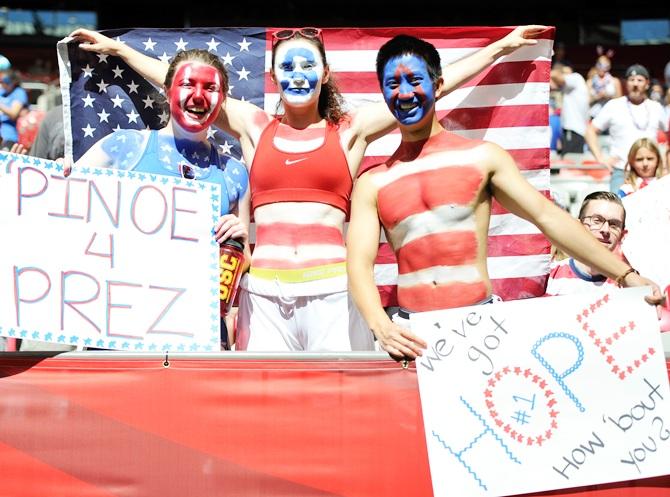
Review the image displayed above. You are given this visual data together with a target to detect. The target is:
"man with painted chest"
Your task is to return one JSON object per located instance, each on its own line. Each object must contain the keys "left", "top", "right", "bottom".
{"left": 346, "top": 35, "right": 664, "bottom": 361}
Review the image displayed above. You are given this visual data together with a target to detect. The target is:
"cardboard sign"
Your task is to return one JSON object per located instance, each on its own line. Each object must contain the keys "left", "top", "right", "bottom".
{"left": 621, "top": 175, "right": 670, "bottom": 292}
{"left": 1, "top": 152, "right": 221, "bottom": 351}
{"left": 413, "top": 287, "right": 670, "bottom": 496}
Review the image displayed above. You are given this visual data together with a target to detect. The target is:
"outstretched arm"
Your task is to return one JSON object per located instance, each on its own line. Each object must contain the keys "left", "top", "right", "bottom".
{"left": 438, "top": 25, "right": 549, "bottom": 98}
{"left": 350, "top": 25, "right": 549, "bottom": 150}
{"left": 70, "top": 28, "right": 168, "bottom": 87}
{"left": 347, "top": 173, "right": 427, "bottom": 360}
{"left": 488, "top": 143, "right": 664, "bottom": 305}
{"left": 68, "top": 28, "right": 267, "bottom": 146}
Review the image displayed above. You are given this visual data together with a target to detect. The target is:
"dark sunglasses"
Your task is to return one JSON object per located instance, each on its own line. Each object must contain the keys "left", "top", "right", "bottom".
{"left": 271, "top": 27, "right": 323, "bottom": 48}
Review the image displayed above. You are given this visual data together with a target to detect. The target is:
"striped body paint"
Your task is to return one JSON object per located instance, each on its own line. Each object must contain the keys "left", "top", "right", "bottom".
{"left": 375, "top": 131, "right": 489, "bottom": 311}
{"left": 168, "top": 62, "right": 223, "bottom": 133}
{"left": 251, "top": 222, "right": 346, "bottom": 272}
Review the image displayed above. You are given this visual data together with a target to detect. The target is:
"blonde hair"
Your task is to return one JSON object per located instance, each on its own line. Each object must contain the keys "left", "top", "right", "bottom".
{"left": 624, "top": 138, "right": 664, "bottom": 192}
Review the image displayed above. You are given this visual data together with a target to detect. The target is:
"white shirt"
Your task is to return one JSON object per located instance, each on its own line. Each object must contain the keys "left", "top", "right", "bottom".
{"left": 560, "top": 72, "right": 590, "bottom": 136}
{"left": 591, "top": 96, "right": 668, "bottom": 170}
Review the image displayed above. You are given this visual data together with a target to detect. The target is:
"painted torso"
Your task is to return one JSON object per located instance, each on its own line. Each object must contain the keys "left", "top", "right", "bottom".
{"left": 371, "top": 130, "right": 492, "bottom": 311}
{"left": 245, "top": 118, "right": 355, "bottom": 295}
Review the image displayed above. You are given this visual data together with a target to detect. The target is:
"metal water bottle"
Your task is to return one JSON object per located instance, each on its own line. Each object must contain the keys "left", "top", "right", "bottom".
{"left": 219, "top": 238, "right": 245, "bottom": 316}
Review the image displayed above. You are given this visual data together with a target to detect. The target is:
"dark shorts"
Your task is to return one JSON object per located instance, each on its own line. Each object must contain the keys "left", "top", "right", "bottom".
{"left": 561, "top": 129, "right": 585, "bottom": 154}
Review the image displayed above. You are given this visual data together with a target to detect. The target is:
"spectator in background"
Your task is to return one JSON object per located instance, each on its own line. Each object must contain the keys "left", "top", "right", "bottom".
{"left": 585, "top": 64, "right": 669, "bottom": 193}
{"left": 551, "top": 41, "right": 571, "bottom": 68}
{"left": 30, "top": 103, "right": 64, "bottom": 160}
{"left": 0, "top": 69, "right": 28, "bottom": 150}
{"left": 550, "top": 62, "right": 590, "bottom": 155}
{"left": 545, "top": 191, "right": 626, "bottom": 296}
{"left": 586, "top": 53, "right": 622, "bottom": 119}
{"left": 618, "top": 137, "right": 665, "bottom": 198}
{"left": 649, "top": 79, "right": 665, "bottom": 105}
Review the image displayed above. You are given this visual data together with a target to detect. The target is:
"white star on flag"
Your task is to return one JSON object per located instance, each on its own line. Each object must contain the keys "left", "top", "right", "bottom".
{"left": 206, "top": 38, "right": 220, "bottom": 51}
{"left": 236, "top": 67, "right": 250, "bottom": 80}
{"left": 126, "top": 109, "right": 140, "bottom": 124}
{"left": 96, "top": 53, "right": 109, "bottom": 64}
{"left": 110, "top": 94, "right": 125, "bottom": 108}
{"left": 96, "top": 80, "right": 109, "bottom": 93}
{"left": 82, "top": 64, "right": 94, "bottom": 78}
{"left": 97, "top": 109, "right": 111, "bottom": 122}
{"left": 237, "top": 38, "right": 251, "bottom": 52}
{"left": 127, "top": 81, "right": 140, "bottom": 94}
{"left": 143, "top": 38, "right": 156, "bottom": 51}
{"left": 174, "top": 38, "right": 188, "bottom": 51}
{"left": 219, "top": 141, "right": 233, "bottom": 155}
{"left": 142, "top": 95, "right": 155, "bottom": 109}
{"left": 81, "top": 94, "right": 95, "bottom": 108}
{"left": 82, "top": 124, "right": 96, "bottom": 137}
{"left": 221, "top": 52, "right": 235, "bottom": 66}
{"left": 112, "top": 66, "right": 124, "bottom": 79}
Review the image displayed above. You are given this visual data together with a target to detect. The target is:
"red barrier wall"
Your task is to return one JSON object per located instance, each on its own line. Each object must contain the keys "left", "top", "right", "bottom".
{"left": 0, "top": 355, "right": 667, "bottom": 497}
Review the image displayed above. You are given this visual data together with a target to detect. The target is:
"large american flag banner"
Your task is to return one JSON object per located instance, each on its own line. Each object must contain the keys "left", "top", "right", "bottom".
{"left": 57, "top": 26, "right": 555, "bottom": 304}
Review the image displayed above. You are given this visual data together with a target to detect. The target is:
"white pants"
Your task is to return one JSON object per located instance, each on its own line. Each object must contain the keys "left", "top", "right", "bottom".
{"left": 236, "top": 289, "right": 374, "bottom": 352}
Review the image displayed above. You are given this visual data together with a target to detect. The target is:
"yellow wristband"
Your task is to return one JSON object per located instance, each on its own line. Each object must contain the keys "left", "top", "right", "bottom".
{"left": 615, "top": 267, "right": 639, "bottom": 287}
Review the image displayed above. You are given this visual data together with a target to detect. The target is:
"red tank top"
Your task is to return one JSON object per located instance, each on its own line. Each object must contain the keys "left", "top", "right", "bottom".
{"left": 250, "top": 119, "right": 352, "bottom": 213}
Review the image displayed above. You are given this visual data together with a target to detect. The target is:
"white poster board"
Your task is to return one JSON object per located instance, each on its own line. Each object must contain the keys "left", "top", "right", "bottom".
{"left": 413, "top": 287, "right": 670, "bottom": 497}
{"left": 0, "top": 152, "right": 221, "bottom": 351}
{"left": 621, "top": 175, "right": 670, "bottom": 292}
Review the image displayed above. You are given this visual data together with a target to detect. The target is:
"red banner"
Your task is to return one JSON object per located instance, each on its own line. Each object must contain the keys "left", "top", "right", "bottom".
{"left": 0, "top": 355, "right": 667, "bottom": 496}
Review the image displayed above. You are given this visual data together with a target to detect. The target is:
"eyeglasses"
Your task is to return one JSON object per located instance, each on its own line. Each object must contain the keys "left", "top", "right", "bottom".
{"left": 178, "top": 162, "right": 195, "bottom": 180}
{"left": 271, "top": 27, "right": 323, "bottom": 48}
{"left": 581, "top": 214, "right": 624, "bottom": 232}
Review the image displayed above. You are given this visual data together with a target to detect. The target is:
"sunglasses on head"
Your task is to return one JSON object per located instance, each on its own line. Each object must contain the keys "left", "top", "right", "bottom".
{"left": 271, "top": 27, "right": 323, "bottom": 48}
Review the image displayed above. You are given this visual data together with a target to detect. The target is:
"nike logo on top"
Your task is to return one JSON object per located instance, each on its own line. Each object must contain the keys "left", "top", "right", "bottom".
{"left": 285, "top": 158, "right": 308, "bottom": 166}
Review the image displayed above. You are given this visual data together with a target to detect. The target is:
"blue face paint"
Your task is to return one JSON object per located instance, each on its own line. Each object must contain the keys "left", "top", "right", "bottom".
{"left": 381, "top": 54, "right": 435, "bottom": 127}
{"left": 273, "top": 41, "right": 324, "bottom": 106}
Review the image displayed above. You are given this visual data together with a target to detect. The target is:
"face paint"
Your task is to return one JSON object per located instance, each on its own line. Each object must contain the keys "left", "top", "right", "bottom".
{"left": 381, "top": 54, "right": 436, "bottom": 127}
{"left": 168, "top": 62, "right": 223, "bottom": 133}
{"left": 272, "top": 39, "right": 324, "bottom": 107}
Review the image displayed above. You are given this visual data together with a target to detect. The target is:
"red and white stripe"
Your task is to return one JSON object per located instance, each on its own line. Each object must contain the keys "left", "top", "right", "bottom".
{"left": 259, "top": 26, "right": 555, "bottom": 304}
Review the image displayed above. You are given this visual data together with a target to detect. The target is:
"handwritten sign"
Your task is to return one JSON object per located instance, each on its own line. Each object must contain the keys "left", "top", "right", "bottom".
{"left": 621, "top": 175, "right": 670, "bottom": 292}
{"left": 0, "top": 152, "right": 221, "bottom": 351}
{"left": 413, "top": 287, "right": 670, "bottom": 497}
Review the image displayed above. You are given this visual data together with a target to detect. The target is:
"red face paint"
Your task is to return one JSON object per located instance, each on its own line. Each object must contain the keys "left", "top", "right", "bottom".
{"left": 168, "top": 62, "right": 223, "bottom": 133}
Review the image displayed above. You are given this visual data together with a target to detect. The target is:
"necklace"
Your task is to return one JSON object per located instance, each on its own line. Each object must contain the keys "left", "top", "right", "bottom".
{"left": 626, "top": 99, "right": 649, "bottom": 131}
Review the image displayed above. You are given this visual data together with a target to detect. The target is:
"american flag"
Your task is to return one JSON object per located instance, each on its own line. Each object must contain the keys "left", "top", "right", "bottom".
{"left": 57, "top": 26, "right": 555, "bottom": 305}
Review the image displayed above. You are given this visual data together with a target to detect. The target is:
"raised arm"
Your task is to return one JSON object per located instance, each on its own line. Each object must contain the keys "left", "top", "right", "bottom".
{"left": 68, "top": 28, "right": 267, "bottom": 149}
{"left": 70, "top": 28, "right": 168, "bottom": 87}
{"left": 350, "top": 25, "right": 549, "bottom": 148}
{"left": 346, "top": 173, "right": 427, "bottom": 359}
{"left": 487, "top": 143, "right": 663, "bottom": 304}
{"left": 438, "top": 25, "right": 548, "bottom": 98}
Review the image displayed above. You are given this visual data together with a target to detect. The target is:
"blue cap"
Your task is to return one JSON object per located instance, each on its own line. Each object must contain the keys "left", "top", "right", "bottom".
{"left": 0, "top": 55, "right": 10, "bottom": 71}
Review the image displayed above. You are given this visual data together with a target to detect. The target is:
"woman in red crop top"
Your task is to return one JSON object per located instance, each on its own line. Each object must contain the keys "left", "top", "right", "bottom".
{"left": 70, "top": 25, "right": 546, "bottom": 352}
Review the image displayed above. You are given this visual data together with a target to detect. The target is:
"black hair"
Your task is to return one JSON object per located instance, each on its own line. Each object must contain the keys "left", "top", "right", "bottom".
{"left": 375, "top": 35, "right": 442, "bottom": 88}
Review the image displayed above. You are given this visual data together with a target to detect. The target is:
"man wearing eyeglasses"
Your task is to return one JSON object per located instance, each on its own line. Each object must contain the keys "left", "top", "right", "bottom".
{"left": 545, "top": 191, "right": 627, "bottom": 296}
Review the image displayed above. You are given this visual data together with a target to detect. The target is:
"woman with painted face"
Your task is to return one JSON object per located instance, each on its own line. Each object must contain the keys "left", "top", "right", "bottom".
{"left": 73, "top": 49, "right": 250, "bottom": 349}
{"left": 69, "top": 26, "right": 545, "bottom": 352}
